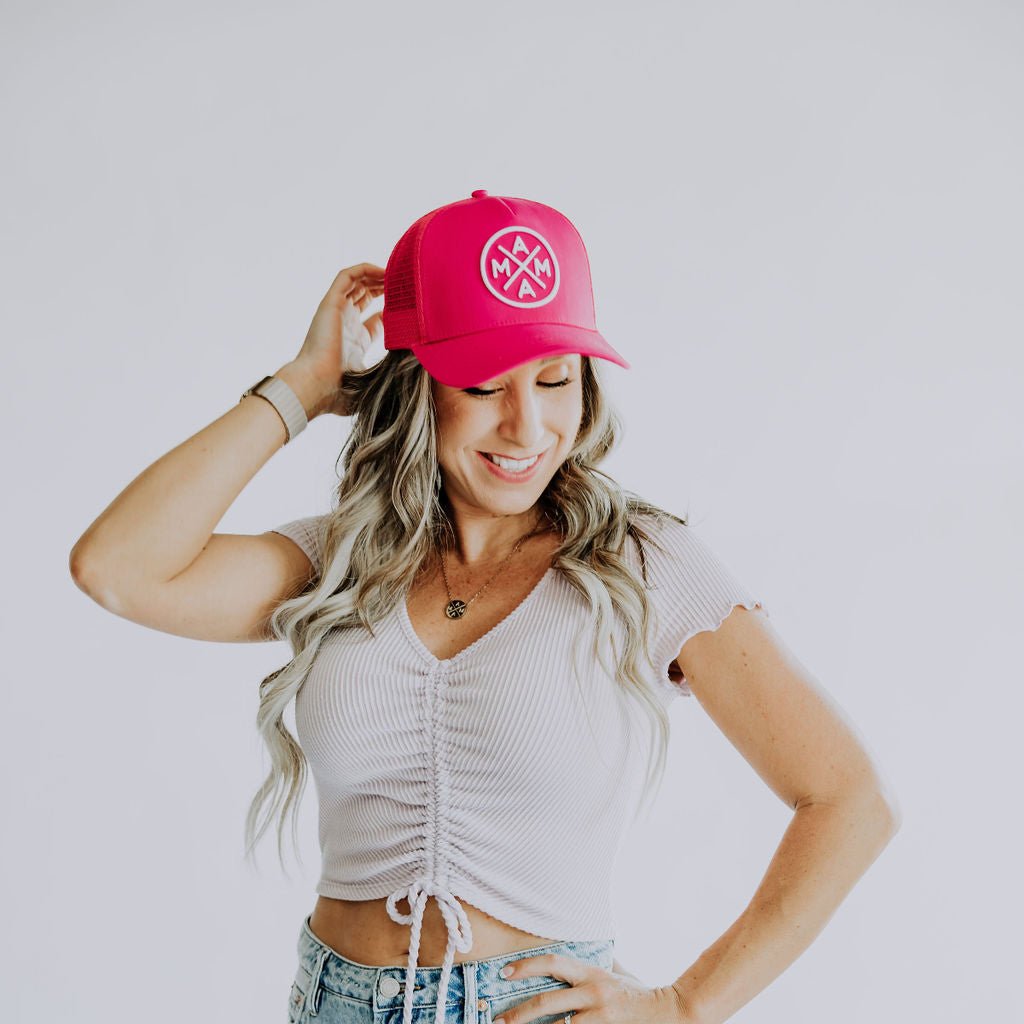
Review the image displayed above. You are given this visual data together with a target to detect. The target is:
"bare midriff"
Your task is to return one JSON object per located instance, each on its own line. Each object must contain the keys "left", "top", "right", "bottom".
{"left": 308, "top": 894, "right": 557, "bottom": 967}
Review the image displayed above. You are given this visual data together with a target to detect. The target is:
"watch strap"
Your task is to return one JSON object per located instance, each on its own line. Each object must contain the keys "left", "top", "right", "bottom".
{"left": 239, "top": 374, "right": 308, "bottom": 443}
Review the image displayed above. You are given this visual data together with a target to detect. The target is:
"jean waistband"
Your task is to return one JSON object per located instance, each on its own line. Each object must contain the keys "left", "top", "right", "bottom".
{"left": 295, "top": 913, "right": 614, "bottom": 1009}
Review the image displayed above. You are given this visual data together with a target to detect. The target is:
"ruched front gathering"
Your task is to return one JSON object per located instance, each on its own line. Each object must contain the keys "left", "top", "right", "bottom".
{"left": 270, "top": 510, "right": 767, "bottom": 1024}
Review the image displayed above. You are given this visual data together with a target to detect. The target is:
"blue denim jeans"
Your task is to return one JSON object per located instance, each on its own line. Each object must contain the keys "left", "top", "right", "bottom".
{"left": 288, "top": 914, "right": 615, "bottom": 1024}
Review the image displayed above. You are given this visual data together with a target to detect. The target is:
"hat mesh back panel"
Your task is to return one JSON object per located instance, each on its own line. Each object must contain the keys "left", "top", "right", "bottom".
{"left": 384, "top": 211, "right": 440, "bottom": 347}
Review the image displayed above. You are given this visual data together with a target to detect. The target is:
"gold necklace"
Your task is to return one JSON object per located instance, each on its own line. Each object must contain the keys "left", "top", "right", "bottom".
{"left": 438, "top": 511, "right": 549, "bottom": 619}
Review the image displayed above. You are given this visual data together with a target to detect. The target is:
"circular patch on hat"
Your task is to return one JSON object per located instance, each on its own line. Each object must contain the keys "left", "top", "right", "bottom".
{"left": 479, "top": 226, "right": 560, "bottom": 308}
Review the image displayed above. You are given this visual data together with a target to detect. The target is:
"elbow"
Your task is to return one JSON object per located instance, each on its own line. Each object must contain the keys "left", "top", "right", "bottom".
{"left": 880, "top": 792, "right": 902, "bottom": 837}
{"left": 69, "top": 544, "right": 89, "bottom": 583}
{"left": 870, "top": 770, "right": 903, "bottom": 837}
{"left": 69, "top": 544, "right": 95, "bottom": 592}
{"left": 836, "top": 764, "right": 904, "bottom": 839}
{"left": 68, "top": 547, "right": 121, "bottom": 611}
{"left": 69, "top": 541, "right": 104, "bottom": 587}
{"left": 860, "top": 791, "right": 902, "bottom": 868}
{"left": 69, "top": 531, "right": 103, "bottom": 583}
{"left": 800, "top": 782, "right": 902, "bottom": 839}
{"left": 857, "top": 786, "right": 903, "bottom": 842}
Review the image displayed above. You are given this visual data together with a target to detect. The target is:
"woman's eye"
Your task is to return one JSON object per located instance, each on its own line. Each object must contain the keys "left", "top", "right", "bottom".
{"left": 465, "top": 378, "right": 573, "bottom": 397}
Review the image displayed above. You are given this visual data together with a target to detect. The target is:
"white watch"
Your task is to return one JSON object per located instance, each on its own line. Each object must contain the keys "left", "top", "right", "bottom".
{"left": 239, "top": 374, "right": 308, "bottom": 443}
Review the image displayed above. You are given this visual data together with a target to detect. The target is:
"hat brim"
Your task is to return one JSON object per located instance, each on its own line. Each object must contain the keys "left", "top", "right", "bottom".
{"left": 410, "top": 322, "right": 630, "bottom": 388}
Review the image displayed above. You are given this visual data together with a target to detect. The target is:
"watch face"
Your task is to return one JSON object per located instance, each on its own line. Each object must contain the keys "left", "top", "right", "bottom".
{"left": 242, "top": 374, "right": 273, "bottom": 400}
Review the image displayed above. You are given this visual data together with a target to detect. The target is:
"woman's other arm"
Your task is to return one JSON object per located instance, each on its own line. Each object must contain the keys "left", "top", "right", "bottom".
{"left": 667, "top": 606, "right": 901, "bottom": 1024}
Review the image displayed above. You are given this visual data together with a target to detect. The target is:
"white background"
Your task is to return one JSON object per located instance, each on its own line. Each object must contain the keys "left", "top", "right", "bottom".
{"left": 3, "top": 1, "right": 1021, "bottom": 1021}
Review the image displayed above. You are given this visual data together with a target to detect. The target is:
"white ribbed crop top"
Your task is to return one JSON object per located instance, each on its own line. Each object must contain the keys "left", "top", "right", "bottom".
{"left": 269, "top": 511, "right": 764, "bottom": 1024}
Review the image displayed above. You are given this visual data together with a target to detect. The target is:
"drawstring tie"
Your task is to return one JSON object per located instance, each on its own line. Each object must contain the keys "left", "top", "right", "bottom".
{"left": 387, "top": 877, "right": 474, "bottom": 1024}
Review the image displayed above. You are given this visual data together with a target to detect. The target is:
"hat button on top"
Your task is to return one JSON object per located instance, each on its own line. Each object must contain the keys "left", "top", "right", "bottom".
{"left": 471, "top": 189, "right": 489, "bottom": 198}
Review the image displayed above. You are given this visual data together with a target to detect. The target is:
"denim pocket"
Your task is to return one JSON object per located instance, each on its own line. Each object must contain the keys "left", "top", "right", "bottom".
{"left": 488, "top": 980, "right": 573, "bottom": 1024}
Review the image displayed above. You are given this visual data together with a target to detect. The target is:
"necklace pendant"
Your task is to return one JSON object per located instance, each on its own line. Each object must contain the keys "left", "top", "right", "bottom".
{"left": 445, "top": 599, "right": 467, "bottom": 619}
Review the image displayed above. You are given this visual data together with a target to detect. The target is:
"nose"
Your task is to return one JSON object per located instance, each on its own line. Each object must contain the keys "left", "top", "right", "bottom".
{"left": 498, "top": 387, "right": 547, "bottom": 451}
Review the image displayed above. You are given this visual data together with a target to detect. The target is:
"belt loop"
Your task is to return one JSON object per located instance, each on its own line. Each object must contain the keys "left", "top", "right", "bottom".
{"left": 306, "top": 945, "right": 331, "bottom": 1016}
{"left": 463, "top": 960, "right": 477, "bottom": 1024}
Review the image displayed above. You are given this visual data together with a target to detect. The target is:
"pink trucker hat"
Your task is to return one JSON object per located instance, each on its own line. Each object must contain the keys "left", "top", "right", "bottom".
{"left": 382, "top": 189, "right": 630, "bottom": 388}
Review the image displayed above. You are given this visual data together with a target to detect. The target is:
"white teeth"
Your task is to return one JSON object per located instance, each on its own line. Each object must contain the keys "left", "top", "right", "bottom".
{"left": 485, "top": 452, "right": 539, "bottom": 472}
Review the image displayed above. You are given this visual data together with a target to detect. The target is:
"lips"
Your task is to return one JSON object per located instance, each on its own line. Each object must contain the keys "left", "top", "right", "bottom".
{"left": 481, "top": 453, "right": 540, "bottom": 472}
{"left": 476, "top": 449, "right": 546, "bottom": 481}
{"left": 478, "top": 448, "right": 548, "bottom": 461}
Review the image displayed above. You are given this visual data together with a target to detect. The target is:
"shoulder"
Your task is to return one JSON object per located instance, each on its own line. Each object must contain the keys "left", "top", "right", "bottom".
{"left": 624, "top": 505, "right": 763, "bottom": 631}
{"left": 268, "top": 513, "right": 330, "bottom": 577}
{"left": 622, "top": 508, "right": 695, "bottom": 577}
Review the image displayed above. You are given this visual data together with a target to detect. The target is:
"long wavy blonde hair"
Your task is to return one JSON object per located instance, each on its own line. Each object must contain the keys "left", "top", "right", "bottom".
{"left": 244, "top": 350, "right": 688, "bottom": 872}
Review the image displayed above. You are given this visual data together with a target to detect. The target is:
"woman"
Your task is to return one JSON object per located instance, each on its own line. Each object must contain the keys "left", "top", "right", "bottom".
{"left": 70, "top": 191, "right": 900, "bottom": 1024}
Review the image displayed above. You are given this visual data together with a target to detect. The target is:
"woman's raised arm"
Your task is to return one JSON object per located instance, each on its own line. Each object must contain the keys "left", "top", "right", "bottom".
{"left": 68, "top": 262, "right": 384, "bottom": 641}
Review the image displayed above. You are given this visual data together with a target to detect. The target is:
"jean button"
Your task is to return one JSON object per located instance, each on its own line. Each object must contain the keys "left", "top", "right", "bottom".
{"left": 379, "top": 976, "right": 402, "bottom": 998}
{"left": 477, "top": 998, "right": 488, "bottom": 1011}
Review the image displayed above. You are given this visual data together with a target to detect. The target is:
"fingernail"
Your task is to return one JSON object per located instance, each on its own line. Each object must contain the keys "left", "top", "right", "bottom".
{"left": 499, "top": 966, "right": 513, "bottom": 978}
{"left": 494, "top": 1018, "right": 506, "bottom": 1024}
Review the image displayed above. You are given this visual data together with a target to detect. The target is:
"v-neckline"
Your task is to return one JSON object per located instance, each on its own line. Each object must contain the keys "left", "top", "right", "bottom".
{"left": 399, "top": 567, "right": 556, "bottom": 668}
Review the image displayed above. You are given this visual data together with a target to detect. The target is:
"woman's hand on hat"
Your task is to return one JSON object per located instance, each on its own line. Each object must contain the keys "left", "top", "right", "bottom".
{"left": 291, "top": 262, "right": 385, "bottom": 417}
{"left": 490, "top": 953, "right": 695, "bottom": 1024}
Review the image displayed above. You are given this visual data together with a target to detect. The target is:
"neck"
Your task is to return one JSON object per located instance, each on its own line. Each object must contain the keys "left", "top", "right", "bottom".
{"left": 438, "top": 502, "right": 550, "bottom": 569}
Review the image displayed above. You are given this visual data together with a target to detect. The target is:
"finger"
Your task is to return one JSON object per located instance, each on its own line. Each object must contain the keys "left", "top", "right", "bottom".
{"left": 328, "top": 265, "right": 385, "bottom": 302}
{"left": 501, "top": 953, "right": 589, "bottom": 985}
{"left": 346, "top": 264, "right": 386, "bottom": 287}
{"left": 343, "top": 278, "right": 381, "bottom": 310}
{"left": 364, "top": 310, "right": 384, "bottom": 345}
{"left": 341, "top": 262, "right": 386, "bottom": 278}
{"left": 339, "top": 277, "right": 369, "bottom": 302}
{"left": 355, "top": 288, "right": 377, "bottom": 311}
{"left": 492, "top": 985, "right": 584, "bottom": 1024}
{"left": 341, "top": 301, "right": 364, "bottom": 329}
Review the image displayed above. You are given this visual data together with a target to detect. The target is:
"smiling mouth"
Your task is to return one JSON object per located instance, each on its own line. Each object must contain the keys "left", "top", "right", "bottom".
{"left": 479, "top": 450, "right": 545, "bottom": 466}
{"left": 476, "top": 450, "right": 549, "bottom": 477}
{"left": 478, "top": 447, "right": 548, "bottom": 461}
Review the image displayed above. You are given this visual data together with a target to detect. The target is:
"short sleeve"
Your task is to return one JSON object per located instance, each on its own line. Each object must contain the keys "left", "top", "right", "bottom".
{"left": 269, "top": 514, "right": 328, "bottom": 578}
{"left": 638, "top": 515, "right": 766, "bottom": 699}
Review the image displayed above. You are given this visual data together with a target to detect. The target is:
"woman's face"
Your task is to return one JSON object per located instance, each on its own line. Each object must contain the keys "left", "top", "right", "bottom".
{"left": 430, "top": 352, "right": 584, "bottom": 519}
